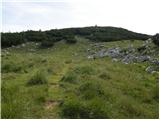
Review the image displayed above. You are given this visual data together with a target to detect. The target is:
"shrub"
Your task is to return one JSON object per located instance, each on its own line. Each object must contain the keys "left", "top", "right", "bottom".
{"left": 65, "top": 60, "right": 72, "bottom": 64}
{"left": 74, "top": 65, "right": 95, "bottom": 75}
{"left": 65, "top": 35, "right": 77, "bottom": 44}
{"left": 40, "top": 40, "right": 54, "bottom": 48}
{"left": 47, "top": 68, "right": 54, "bottom": 74}
{"left": 60, "top": 97, "right": 109, "bottom": 118}
{"left": 60, "top": 98, "right": 83, "bottom": 118}
{"left": 27, "top": 71, "right": 47, "bottom": 85}
{"left": 2, "top": 62, "right": 23, "bottom": 73}
{"left": 79, "top": 82, "right": 104, "bottom": 100}
{"left": 61, "top": 72, "right": 78, "bottom": 84}
{"left": 82, "top": 98, "right": 109, "bottom": 118}
{"left": 152, "top": 33, "right": 159, "bottom": 46}
{"left": 1, "top": 32, "right": 24, "bottom": 48}
{"left": 118, "top": 96, "right": 144, "bottom": 117}
{"left": 99, "top": 72, "right": 111, "bottom": 80}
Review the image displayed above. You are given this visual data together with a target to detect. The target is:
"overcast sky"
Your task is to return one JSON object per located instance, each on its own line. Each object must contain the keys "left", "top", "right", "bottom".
{"left": 1, "top": 0, "right": 160, "bottom": 34}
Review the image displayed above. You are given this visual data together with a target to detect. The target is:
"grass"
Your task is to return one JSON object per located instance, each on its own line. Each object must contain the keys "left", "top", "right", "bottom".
{"left": 1, "top": 37, "right": 159, "bottom": 118}
{"left": 27, "top": 71, "right": 48, "bottom": 86}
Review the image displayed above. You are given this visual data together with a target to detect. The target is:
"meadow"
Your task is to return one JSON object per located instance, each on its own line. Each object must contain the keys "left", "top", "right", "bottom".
{"left": 1, "top": 36, "right": 159, "bottom": 118}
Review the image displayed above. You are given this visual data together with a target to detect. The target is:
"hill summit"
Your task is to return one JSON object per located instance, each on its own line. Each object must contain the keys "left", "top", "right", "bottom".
{"left": 2, "top": 26, "right": 157, "bottom": 48}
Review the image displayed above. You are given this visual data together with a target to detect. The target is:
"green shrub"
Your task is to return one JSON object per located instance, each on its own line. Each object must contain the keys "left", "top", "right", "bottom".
{"left": 79, "top": 82, "right": 104, "bottom": 100}
{"left": 82, "top": 98, "right": 109, "bottom": 118}
{"left": 47, "top": 68, "right": 54, "bottom": 74}
{"left": 61, "top": 72, "right": 78, "bottom": 84}
{"left": 27, "top": 71, "right": 47, "bottom": 85}
{"left": 152, "top": 33, "right": 159, "bottom": 46}
{"left": 2, "top": 62, "right": 23, "bottom": 73}
{"left": 65, "top": 60, "right": 72, "bottom": 64}
{"left": 75, "top": 65, "right": 95, "bottom": 75}
{"left": 60, "top": 98, "right": 83, "bottom": 118}
{"left": 60, "top": 97, "right": 109, "bottom": 118}
{"left": 118, "top": 96, "right": 145, "bottom": 118}
{"left": 99, "top": 72, "right": 111, "bottom": 80}
{"left": 40, "top": 40, "right": 54, "bottom": 48}
{"left": 65, "top": 35, "right": 77, "bottom": 44}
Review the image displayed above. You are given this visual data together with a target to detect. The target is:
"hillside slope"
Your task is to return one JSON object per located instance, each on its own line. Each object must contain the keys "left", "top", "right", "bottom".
{"left": 1, "top": 36, "right": 159, "bottom": 119}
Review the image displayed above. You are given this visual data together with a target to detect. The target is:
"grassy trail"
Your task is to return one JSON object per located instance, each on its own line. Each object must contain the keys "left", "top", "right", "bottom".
{"left": 44, "top": 63, "right": 71, "bottom": 118}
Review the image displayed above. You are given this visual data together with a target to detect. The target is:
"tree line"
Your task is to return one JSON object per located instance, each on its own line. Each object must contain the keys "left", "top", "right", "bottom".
{"left": 1, "top": 26, "right": 158, "bottom": 48}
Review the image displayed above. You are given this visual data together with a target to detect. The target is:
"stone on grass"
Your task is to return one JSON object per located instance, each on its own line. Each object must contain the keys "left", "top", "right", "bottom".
{"left": 112, "top": 58, "right": 118, "bottom": 62}
{"left": 145, "top": 66, "right": 156, "bottom": 73}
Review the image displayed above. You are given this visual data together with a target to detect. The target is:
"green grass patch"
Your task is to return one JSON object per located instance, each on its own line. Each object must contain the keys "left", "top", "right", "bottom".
{"left": 27, "top": 71, "right": 48, "bottom": 85}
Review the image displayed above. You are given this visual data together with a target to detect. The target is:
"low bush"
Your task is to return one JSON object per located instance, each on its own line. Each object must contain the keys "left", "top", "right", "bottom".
{"left": 40, "top": 40, "right": 54, "bottom": 48}
{"left": 118, "top": 96, "right": 145, "bottom": 118}
{"left": 65, "top": 60, "right": 72, "bottom": 64}
{"left": 152, "top": 33, "right": 159, "bottom": 46}
{"left": 2, "top": 62, "right": 23, "bottom": 73}
{"left": 82, "top": 98, "right": 109, "bottom": 118}
{"left": 61, "top": 72, "right": 78, "bottom": 84}
{"left": 99, "top": 72, "right": 111, "bottom": 80}
{"left": 74, "top": 65, "right": 95, "bottom": 75}
{"left": 60, "top": 97, "right": 109, "bottom": 118}
{"left": 27, "top": 71, "right": 47, "bottom": 85}
{"left": 79, "top": 82, "right": 104, "bottom": 100}
{"left": 60, "top": 98, "right": 83, "bottom": 118}
{"left": 65, "top": 35, "right": 77, "bottom": 44}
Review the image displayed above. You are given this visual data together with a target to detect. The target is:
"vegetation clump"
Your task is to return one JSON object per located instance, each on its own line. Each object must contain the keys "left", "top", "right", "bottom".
{"left": 74, "top": 65, "right": 95, "bottom": 75}
{"left": 78, "top": 82, "right": 104, "bottom": 100}
{"left": 65, "top": 35, "right": 77, "bottom": 44}
{"left": 60, "top": 97, "right": 109, "bottom": 118}
{"left": 40, "top": 40, "right": 54, "bottom": 48}
{"left": 61, "top": 72, "right": 78, "bottom": 84}
{"left": 40, "top": 36, "right": 54, "bottom": 48}
{"left": 27, "top": 71, "right": 47, "bottom": 85}
{"left": 99, "top": 72, "right": 111, "bottom": 80}
{"left": 152, "top": 33, "right": 159, "bottom": 46}
{"left": 2, "top": 62, "right": 23, "bottom": 73}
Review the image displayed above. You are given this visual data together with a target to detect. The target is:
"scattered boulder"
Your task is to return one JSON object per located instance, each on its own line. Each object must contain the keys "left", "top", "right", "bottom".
{"left": 105, "top": 47, "right": 122, "bottom": 58}
{"left": 6, "top": 51, "right": 10, "bottom": 55}
{"left": 151, "top": 59, "right": 159, "bottom": 65}
{"left": 136, "top": 55, "right": 151, "bottom": 62}
{"left": 112, "top": 58, "right": 118, "bottom": 62}
{"left": 86, "top": 40, "right": 158, "bottom": 73}
{"left": 35, "top": 43, "right": 39, "bottom": 46}
{"left": 16, "top": 46, "right": 21, "bottom": 48}
{"left": 29, "top": 49, "right": 36, "bottom": 52}
{"left": 145, "top": 66, "right": 157, "bottom": 73}
{"left": 22, "top": 44, "right": 26, "bottom": 47}
{"left": 74, "top": 53, "right": 78, "bottom": 56}
{"left": 87, "top": 55, "right": 94, "bottom": 59}
{"left": 122, "top": 54, "right": 137, "bottom": 64}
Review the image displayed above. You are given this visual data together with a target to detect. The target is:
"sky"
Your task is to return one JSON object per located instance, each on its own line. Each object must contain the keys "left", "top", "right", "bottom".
{"left": 1, "top": 0, "right": 160, "bottom": 34}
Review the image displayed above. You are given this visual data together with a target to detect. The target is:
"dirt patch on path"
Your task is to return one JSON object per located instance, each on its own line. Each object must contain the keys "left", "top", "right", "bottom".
{"left": 45, "top": 100, "right": 59, "bottom": 110}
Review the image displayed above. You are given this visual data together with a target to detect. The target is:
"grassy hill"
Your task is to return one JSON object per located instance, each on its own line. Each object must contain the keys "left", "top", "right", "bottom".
{"left": 1, "top": 36, "right": 159, "bottom": 118}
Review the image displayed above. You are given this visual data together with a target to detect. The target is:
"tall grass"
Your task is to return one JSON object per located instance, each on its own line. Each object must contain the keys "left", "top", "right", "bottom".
{"left": 27, "top": 71, "right": 48, "bottom": 85}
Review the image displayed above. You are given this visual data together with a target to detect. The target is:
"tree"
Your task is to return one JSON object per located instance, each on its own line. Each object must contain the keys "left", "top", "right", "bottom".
{"left": 152, "top": 33, "right": 159, "bottom": 46}
{"left": 65, "top": 35, "right": 77, "bottom": 44}
{"left": 40, "top": 37, "right": 54, "bottom": 48}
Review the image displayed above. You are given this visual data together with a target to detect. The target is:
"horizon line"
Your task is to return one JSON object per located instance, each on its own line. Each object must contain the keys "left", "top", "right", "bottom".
{"left": 1, "top": 25, "right": 155, "bottom": 36}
